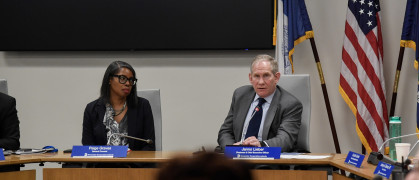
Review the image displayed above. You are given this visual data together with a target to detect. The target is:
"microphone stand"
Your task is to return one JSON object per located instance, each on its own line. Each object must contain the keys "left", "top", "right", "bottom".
{"left": 107, "top": 133, "right": 153, "bottom": 145}
{"left": 367, "top": 133, "right": 419, "bottom": 180}
{"left": 115, "top": 133, "right": 153, "bottom": 144}
{"left": 408, "top": 140, "right": 419, "bottom": 158}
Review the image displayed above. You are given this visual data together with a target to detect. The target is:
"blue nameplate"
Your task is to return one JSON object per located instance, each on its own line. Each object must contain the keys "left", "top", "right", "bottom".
{"left": 224, "top": 146, "right": 281, "bottom": 159}
{"left": 0, "top": 149, "right": 4, "bottom": 161}
{"left": 344, "top": 151, "right": 365, "bottom": 168}
{"left": 374, "top": 161, "right": 394, "bottom": 179}
{"left": 71, "top": 146, "right": 128, "bottom": 158}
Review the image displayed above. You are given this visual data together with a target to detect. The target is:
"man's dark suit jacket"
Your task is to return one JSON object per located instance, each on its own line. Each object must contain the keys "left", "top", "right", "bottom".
{"left": 0, "top": 92, "right": 20, "bottom": 150}
{"left": 82, "top": 97, "right": 155, "bottom": 151}
{"left": 218, "top": 85, "right": 302, "bottom": 152}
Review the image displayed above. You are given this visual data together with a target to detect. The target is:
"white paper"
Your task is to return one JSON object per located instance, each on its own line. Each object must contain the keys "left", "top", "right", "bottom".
{"left": 280, "top": 154, "right": 331, "bottom": 159}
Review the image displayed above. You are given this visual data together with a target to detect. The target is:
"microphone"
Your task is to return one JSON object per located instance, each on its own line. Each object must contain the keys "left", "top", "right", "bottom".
{"left": 377, "top": 133, "right": 419, "bottom": 153}
{"left": 250, "top": 106, "right": 261, "bottom": 119}
{"left": 367, "top": 132, "right": 419, "bottom": 166}
{"left": 107, "top": 133, "right": 153, "bottom": 145}
{"left": 353, "top": 132, "right": 416, "bottom": 180}
{"left": 367, "top": 151, "right": 401, "bottom": 166}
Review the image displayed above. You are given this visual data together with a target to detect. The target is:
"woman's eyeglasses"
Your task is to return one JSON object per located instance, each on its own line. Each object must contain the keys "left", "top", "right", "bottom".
{"left": 111, "top": 75, "right": 137, "bottom": 85}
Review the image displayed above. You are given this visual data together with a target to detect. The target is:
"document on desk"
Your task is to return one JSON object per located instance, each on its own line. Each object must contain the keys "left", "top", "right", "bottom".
{"left": 280, "top": 153, "right": 331, "bottom": 159}
{"left": 14, "top": 149, "right": 46, "bottom": 155}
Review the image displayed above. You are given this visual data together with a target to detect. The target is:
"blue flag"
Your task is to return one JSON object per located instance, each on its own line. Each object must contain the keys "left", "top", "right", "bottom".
{"left": 400, "top": 0, "right": 419, "bottom": 60}
{"left": 275, "top": 0, "right": 313, "bottom": 74}
{"left": 400, "top": 0, "right": 419, "bottom": 134}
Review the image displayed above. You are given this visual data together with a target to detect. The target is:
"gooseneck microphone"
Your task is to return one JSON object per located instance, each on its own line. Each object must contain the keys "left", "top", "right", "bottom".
{"left": 377, "top": 133, "right": 419, "bottom": 153}
{"left": 365, "top": 133, "right": 419, "bottom": 180}
{"left": 107, "top": 133, "right": 153, "bottom": 145}
{"left": 367, "top": 132, "right": 419, "bottom": 166}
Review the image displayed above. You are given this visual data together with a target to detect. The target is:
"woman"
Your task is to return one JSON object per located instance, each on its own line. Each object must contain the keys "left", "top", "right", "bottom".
{"left": 82, "top": 61, "right": 155, "bottom": 151}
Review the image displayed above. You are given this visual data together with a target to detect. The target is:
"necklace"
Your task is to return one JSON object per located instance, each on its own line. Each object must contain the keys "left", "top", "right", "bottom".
{"left": 112, "top": 101, "right": 127, "bottom": 116}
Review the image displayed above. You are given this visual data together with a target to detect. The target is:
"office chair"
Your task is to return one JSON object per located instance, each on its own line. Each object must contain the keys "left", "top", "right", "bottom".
{"left": 137, "top": 89, "right": 163, "bottom": 151}
{"left": 278, "top": 74, "right": 311, "bottom": 152}
{"left": 0, "top": 79, "right": 7, "bottom": 94}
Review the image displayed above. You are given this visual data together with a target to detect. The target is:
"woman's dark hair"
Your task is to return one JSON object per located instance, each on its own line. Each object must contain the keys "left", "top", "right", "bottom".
{"left": 100, "top": 61, "right": 138, "bottom": 106}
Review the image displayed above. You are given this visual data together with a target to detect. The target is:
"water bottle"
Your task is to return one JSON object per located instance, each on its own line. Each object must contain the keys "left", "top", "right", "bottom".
{"left": 389, "top": 116, "right": 401, "bottom": 161}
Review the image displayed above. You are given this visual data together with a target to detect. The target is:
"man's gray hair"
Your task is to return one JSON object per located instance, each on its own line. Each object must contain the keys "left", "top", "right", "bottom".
{"left": 250, "top": 54, "right": 278, "bottom": 74}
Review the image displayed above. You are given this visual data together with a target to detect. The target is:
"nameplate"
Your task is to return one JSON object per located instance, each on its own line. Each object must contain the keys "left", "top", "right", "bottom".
{"left": 373, "top": 161, "right": 394, "bottom": 179}
{"left": 224, "top": 146, "right": 281, "bottom": 159}
{"left": 71, "top": 146, "right": 128, "bottom": 158}
{"left": 0, "top": 149, "right": 4, "bottom": 161}
{"left": 344, "top": 151, "right": 365, "bottom": 168}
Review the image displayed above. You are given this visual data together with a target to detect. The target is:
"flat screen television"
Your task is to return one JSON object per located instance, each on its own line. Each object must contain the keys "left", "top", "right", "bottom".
{"left": 0, "top": 0, "right": 274, "bottom": 51}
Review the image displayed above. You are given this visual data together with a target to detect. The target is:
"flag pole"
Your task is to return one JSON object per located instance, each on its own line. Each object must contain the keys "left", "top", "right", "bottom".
{"left": 389, "top": 47, "right": 406, "bottom": 117}
{"left": 308, "top": 38, "right": 342, "bottom": 154}
{"left": 309, "top": 37, "right": 345, "bottom": 175}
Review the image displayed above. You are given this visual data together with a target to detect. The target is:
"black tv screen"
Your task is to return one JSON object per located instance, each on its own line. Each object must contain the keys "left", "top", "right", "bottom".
{"left": 0, "top": 0, "right": 274, "bottom": 51}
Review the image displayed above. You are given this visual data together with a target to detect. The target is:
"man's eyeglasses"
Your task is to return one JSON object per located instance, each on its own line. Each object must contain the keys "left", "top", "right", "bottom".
{"left": 111, "top": 75, "right": 137, "bottom": 85}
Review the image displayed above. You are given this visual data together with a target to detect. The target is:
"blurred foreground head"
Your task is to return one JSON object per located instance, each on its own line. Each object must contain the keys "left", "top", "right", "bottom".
{"left": 158, "top": 152, "right": 253, "bottom": 180}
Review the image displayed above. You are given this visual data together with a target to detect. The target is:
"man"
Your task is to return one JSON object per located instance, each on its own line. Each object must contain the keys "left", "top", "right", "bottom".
{"left": 0, "top": 92, "right": 20, "bottom": 172}
{"left": 0, "top": 92, "right": 20, "bottom": 150}
{"left": 217, "top": 54, "right": 302, "bottom": 152}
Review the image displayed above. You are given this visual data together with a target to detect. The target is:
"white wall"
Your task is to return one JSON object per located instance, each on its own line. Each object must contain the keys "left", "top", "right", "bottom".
{"left": 0, "top": 0, "right": 417, "bottom": 157}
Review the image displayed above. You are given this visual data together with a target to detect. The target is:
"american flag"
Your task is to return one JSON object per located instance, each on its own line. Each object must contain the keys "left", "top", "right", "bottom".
{"left": 339, "top": 0, "right": 389, "bottom": 152}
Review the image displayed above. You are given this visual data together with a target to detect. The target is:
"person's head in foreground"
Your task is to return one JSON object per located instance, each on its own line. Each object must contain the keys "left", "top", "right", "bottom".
{"left": 158, "top": 152, "right": 253, "bottom": 180}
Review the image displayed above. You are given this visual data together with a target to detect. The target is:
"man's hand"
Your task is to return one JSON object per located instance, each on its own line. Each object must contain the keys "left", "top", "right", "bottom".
{"left": 233, "top": 142, "right": 242, "bottom": 145}
{"left": 242, "top": 136, "right": 261, "bottom": 147}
